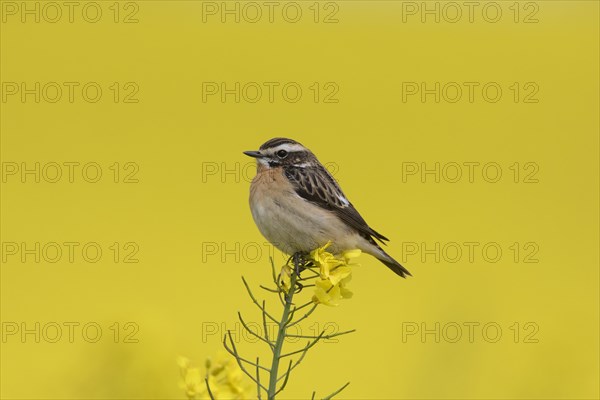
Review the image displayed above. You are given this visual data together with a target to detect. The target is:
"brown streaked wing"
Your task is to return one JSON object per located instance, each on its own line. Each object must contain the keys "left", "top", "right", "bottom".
{"left": 284, "top": 165, "right": 389, "bottom": 243}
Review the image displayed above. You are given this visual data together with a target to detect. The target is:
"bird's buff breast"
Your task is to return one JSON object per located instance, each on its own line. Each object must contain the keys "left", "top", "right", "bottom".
{"left": 249, "top": 166, "right": 352, "bottom": 255}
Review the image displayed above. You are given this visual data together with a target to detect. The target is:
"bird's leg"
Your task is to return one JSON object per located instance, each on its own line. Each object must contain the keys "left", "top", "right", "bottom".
{"left": 291, "top": 252, "right": 309, "bottom": 293}
{"left": 292, "top": 251, "right": 313, "bottom": 275}
{"left": 292, "top": 252, "right": 303, "bottom": 276}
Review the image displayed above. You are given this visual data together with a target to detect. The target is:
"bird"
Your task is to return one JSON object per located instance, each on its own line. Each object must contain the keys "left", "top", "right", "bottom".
{"left": 243, "top": 137, "right": 411, "bottom": 278}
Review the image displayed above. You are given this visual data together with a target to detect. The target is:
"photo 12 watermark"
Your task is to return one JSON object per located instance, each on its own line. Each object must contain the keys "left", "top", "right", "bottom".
{"left": 200, "top": 1, "right": 339, "bottom": 24}
{"left": 1, "top": 82, "right": 140, "bottom": 104}
{"left": 401, "top": 321, "right": 540, "bottom": 344}
{"left": 201, "top": 81, "right": 339, "bottom": 104}
{"left": 1, "top": 1, "right": 140, "bottom": 23}
{"left": 1, "top": 241, "right": 140, "bottom": 264}
{"left": 401, "top": 82, "right": 539, "bottom": 104}
{"left": 401, "top": 162, "right": 539, "bottom": 184}
{"left": 400, "top": 241, "right": 540, "bottom": 264}
{"left": 1, "top": 321, "right": 140, "bottom": 343}
{"left": 400, "top": 2, "right": 540, "bottom": 24}
{"left": 202, "top": 320, "right": 345, "bottom": 344}
{"left": 1, "top": 162, "right": 140, "bottom": 184}
{"left": 200, "top": 161, "right": 339, "bottom": 183}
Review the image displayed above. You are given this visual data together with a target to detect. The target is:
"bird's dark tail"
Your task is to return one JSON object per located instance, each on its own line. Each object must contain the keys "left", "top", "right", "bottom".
{"left": 362, "top": 234, "right": 412, "bottom": 278}
{"left": 377, "top": 252, "right": 412, "bottom": 278}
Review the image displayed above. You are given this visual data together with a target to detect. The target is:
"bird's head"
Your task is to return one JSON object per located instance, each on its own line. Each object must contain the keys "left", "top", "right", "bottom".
{"left": 244, "top": 138, "right": 316, "bottom": 168}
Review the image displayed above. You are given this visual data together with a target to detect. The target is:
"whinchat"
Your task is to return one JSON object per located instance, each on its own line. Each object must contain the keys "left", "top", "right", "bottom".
{"left": 244, "top": 137, "right": 411, "bottom": 278}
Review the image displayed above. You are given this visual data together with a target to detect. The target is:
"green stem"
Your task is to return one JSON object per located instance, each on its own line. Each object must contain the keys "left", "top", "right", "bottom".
{"left": 267, "top": 259, "right": 299, "bottom": 399}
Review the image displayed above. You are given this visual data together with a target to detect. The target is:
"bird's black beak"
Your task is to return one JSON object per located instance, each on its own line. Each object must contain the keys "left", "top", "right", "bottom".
{"left": 243, "top": 150, "right": 263, "bottom": 158}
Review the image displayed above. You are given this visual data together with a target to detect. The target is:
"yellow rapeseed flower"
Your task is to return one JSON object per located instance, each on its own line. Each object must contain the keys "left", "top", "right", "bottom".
{"left": 178, "top": 356, "right": 204, "bottom": 399}
{"left": 278, "top": 263, "right": 292, "bottom": 292}
{"left": 341, "top": 248, "right": 362, "bottom": 264}
{"left": 309, "top": 242, "right": 359, "bottom": 306}
{"left": 178, "top": 355, "right": 252, "bottom": 399}
{"left": 275, "top": 243, "right": 359, "bottom": 306}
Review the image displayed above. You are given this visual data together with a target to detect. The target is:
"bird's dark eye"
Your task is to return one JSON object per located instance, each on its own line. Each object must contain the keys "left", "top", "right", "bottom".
{"left": 276, "top": 150, "right": 288, "bottom": 158}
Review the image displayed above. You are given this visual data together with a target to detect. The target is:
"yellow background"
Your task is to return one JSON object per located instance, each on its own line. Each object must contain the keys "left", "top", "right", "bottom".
{"left": 1, "top": 1, "right": 598, "bottom": 399}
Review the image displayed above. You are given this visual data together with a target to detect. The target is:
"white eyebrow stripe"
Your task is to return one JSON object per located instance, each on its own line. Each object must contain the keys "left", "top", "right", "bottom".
{"left": 271, "top": 143, "right": 306, "bottom": 153}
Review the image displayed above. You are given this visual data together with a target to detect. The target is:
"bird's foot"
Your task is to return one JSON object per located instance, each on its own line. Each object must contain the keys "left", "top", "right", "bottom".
{"left": 290, "top": 252, "right": 312, "bottom": 276}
